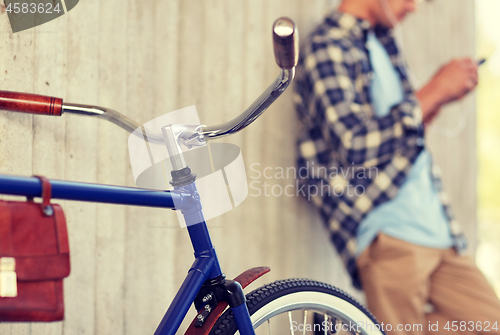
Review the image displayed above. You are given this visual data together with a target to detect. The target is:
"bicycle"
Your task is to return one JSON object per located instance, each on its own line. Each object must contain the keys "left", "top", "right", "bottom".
{"left": 0, "top": 17, "right": 384, "bottom": 335}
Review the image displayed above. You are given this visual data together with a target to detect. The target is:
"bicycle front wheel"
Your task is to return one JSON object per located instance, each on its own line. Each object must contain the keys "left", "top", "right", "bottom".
{"left": 209, "top": 279, "right": 385, "bottom": 335}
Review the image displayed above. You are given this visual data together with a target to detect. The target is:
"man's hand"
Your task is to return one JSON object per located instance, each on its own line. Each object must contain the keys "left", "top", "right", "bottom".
{"left": 416, "top": 58, "right": 478, "bottom": 125}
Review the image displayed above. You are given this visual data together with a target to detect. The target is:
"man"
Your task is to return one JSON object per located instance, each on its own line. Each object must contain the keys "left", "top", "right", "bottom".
{"left": 294, "top": 0, "right": 500, "bottom": 333}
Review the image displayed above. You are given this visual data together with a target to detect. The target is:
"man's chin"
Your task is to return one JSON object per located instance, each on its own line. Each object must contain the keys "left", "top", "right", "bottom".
{"left": 380, "top": 16, "right": 405, "bottom": 28}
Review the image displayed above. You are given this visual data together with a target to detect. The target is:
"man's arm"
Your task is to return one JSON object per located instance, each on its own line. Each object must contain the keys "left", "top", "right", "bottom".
{"left": 416, "top": 58, "right": 479, "bottom": 125}
{"left": 415, "top": 81, "right": 443, "bottom": 125}
{"left": 300, "top": 41, "right": 423, "bottom": 168}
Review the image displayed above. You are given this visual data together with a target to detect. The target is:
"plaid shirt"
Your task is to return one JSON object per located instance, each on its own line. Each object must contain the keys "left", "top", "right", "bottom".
{"left": 294, "top": 11, "right": 467, "bottom": 289}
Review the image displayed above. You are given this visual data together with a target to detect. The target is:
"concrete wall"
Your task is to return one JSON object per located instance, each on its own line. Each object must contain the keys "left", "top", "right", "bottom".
{"left": 0, "top": 0, "right": 475, "bottom": 334}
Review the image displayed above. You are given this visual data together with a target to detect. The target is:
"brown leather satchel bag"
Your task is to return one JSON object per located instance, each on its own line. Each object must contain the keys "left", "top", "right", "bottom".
{"left": 0, "top": 176, "right": 70, "bottom": 322}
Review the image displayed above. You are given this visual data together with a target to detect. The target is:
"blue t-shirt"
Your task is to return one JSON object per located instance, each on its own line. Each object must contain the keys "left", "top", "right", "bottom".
{"left": 356, "top": 31, "right": 453, "bottom": 256}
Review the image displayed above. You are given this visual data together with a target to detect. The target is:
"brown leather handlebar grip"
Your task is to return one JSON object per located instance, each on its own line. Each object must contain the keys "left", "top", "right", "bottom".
{"left": 0, "top": 91, "right": 63, "bottom": 116}
{"left": 272, "top": 17, "right": 299, "bottom": 70}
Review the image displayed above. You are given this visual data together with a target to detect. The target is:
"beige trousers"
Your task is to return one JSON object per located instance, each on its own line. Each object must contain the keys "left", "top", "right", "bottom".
{"left": 357, "top": 233, "right": 500, "bottom": 335}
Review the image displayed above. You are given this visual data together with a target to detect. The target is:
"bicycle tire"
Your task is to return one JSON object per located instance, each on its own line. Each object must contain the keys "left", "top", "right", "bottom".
{"left": 208, "top": 278, "right": 385, "bottom": 335}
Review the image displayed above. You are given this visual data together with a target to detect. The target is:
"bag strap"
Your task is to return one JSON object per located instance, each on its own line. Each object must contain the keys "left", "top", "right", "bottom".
{"left": 32, "top": 175, "right": 54, "bottom": 217}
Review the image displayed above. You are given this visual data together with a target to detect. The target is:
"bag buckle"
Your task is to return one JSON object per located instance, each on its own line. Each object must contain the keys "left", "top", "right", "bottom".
{"left": 32, "top": 175, "right": 54, "bottom": 217}
{"left": 0, "top": 257, "right": 17, "bottom": 297}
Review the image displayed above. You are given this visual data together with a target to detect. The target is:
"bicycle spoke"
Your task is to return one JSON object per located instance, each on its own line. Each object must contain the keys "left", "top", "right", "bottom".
{"left": 267, "top": 319, "right": 271, "bottom": 335}
{"left": 288, "top": 311, "right": 294, "bottom": 335}
{"left": 303, "top": 310, "right": 308, "bottom": 335}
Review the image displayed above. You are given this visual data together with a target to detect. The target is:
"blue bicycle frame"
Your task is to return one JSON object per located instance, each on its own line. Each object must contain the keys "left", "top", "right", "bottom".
{"left": 0, "top": 174, "right": 256, "bottom": 335}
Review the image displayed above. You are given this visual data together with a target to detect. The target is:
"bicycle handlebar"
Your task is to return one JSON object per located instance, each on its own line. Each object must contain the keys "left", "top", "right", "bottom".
{"left": 0, "top": 17, "right": 299, "bottom": 142}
